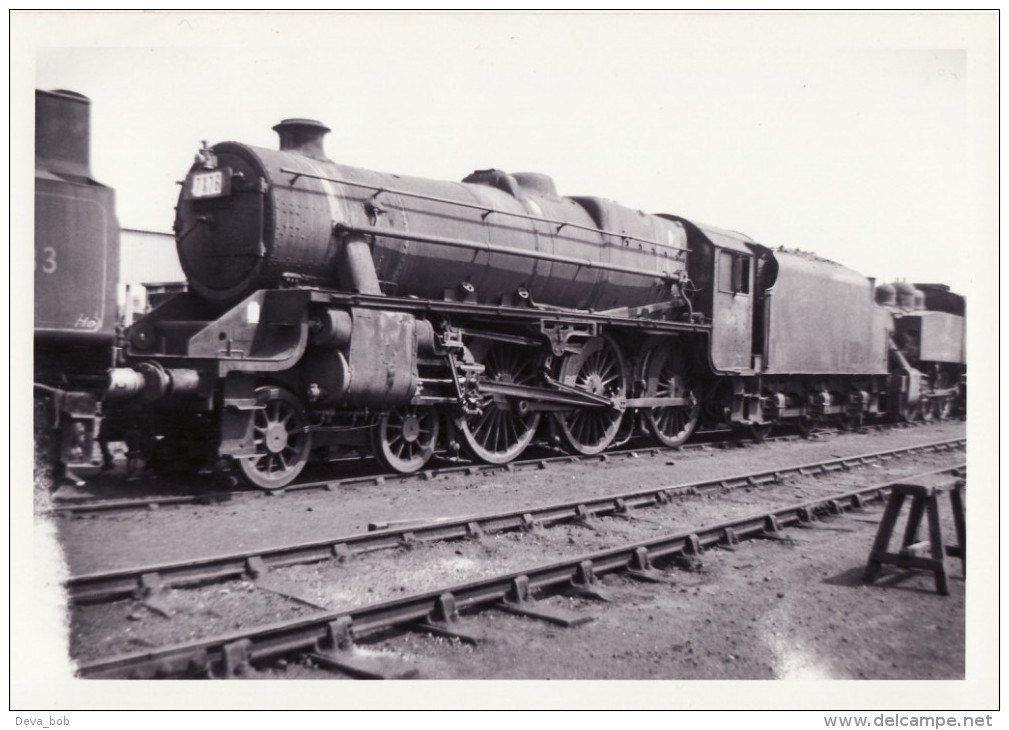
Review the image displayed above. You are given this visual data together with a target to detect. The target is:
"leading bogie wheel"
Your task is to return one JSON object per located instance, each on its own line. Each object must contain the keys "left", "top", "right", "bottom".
{"left": 372, "top": 406, "right": 440, "bottom": 474}
{"left": 553, "top": 336, "right": 628, "bottom": 455}
{"left": 236, "top": 386, "right": 312, "bottom": 490}
{"left": 457, "top": 341, "right": 542, "bottom": 464}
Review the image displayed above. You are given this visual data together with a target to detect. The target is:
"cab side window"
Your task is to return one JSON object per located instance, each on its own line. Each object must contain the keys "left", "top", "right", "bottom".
{"left": 718, "top": 251, "right": 750, "bottom": 295}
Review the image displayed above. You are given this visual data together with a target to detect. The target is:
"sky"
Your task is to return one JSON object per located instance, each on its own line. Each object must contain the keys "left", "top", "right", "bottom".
{"left": 18, "top": 13, "right": 995, "bottom": 296}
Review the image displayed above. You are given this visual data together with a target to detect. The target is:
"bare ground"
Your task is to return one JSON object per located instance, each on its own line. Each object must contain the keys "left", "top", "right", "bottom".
{"left": 57, "top": 422, "right": 968, "bottom": 680}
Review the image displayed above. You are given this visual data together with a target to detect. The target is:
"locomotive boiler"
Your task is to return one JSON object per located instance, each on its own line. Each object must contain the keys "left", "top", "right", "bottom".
{"left": 34, "top": 89, "right": 121, "bottom": 485}
{"left": 106, "top": 118, "right": 965, "bottom": 489}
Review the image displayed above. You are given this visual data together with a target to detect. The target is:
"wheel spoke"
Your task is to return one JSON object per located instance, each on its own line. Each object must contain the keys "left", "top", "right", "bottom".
{"left": 473, "top": 407, "right": 494, "bottom": 439}
{"left": 458, "top": 342, "right": 541, "bottom": 464}
{"left": 373, "top": 405, "right": 440, "bottom": 474}
{"left": 236, "top": 387, "right": 312, "bottom": 490}
{"left": 555, "top": 337, "right": 626, "bottom": 455}
{"left": 513, "top": 360, "right": 534, "bottom": 383}
{"left": 506, "top": 413, "right": 519, "bottom": 447}
{"left": 641, "top": 344, "right": 699, "bottom": 448}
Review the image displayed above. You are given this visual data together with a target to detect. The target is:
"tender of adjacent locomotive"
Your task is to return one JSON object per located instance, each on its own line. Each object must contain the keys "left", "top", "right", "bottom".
{"left": 106, "top": 119, "right": 965, "bottom": 489}
{"left": 34, "top": 89, "right": 120, "bottom": 483}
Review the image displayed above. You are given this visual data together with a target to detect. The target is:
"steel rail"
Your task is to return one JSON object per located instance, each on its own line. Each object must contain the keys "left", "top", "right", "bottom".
{"left": 49, "top": 419, "right": 939, "bottom": 516}
{"left": 47, "top": 429, "right": 765, "bottom": 515}
{"left": 66, "top": 438, "right": 965, "bottom": 604}
{"left": 51, "top": 440, "right": 706, "bottom": 516}
{"left": 75, "top": 462, "right": 965, "bottom": 679}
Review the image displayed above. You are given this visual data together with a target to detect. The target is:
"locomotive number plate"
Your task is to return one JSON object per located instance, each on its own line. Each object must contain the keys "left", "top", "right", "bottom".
{"left": 189, "top": 169, "right": 231, "bottom": 199}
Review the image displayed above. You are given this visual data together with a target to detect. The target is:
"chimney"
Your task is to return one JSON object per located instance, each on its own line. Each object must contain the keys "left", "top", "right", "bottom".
{"left": 36, "top": 89, "right": 92, "bottom": 179}
{"left": 273, "top": 118, "right": 331, "bottom": 161}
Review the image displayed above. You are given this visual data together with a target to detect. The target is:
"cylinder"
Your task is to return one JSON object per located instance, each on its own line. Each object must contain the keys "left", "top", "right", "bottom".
{"left": 303, "top": 350, "right": 351, "bottom": 405}
{"left": 310, "top": 308, "right": 354, "bottom": 348}
{"left": 415, "top": 319, "right": 436, "bottom": 357}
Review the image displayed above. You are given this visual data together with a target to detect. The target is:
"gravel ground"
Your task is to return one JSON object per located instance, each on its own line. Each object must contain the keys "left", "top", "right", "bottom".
{"left": 335, "top": 509, "right": 965, "bottom": 681}
{"left": 64, "top": 430, "right": 967, "bottom": 680}
{"left": 50, "top": 422, "right": 966, "bottom": 575}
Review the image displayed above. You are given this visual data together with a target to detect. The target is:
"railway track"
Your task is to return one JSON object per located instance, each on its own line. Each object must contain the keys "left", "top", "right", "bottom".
{"left": 51, "top": 419, "right": 939, "bottom": 516}
{"left": 75, "top": 460, "right": 966, "bottom": 679}
{"left": 67, "top": 437, "right": 964, "bottom": 604}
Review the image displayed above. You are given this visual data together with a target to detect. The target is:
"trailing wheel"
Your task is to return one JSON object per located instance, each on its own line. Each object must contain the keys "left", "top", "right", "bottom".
{"left": 236, "top": 386, "right": 312, "bottom": 490}
{"left": 553, "top": 336, "right": 628, "bottom": 455}
{"left": 899, "top": 399, "right": 922, "bottom": 423}
{"left": 458, "top": 341, "right": 541, "bottom": 464}
{"left": 749, "top": 423, "right": 773, "bottom": 442}
{"left": 933, "top": 395, "right": 953, "bottom": 421}
{"left": 784, "top": 392, "right": 815, "bottom": 437}
{"left": 932, "top": 372, "right": 955, "bottom": 421}
{"left": 640, "top": 343, "right": 700, "bottom": 448}
{"left": 838, "top": 412, "right": 864, "bottom": 431}
{"left": 372, "top": 406, "right": 440, "bottom": 474}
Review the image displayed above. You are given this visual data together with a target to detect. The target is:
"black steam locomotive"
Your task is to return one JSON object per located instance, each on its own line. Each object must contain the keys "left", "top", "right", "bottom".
{"left": 105, "top": 118, "right": 966, "bottom": 489}
{"left": 34, "top": 89, "right": 121, "bottom": 486}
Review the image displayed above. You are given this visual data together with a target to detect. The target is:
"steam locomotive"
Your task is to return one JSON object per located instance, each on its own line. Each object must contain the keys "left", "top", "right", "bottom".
{"left": 104, "top": 118, "right": 966, "bottom": 489}
{"left": 34, "top": 89, "right": 120, "bottom": 486}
